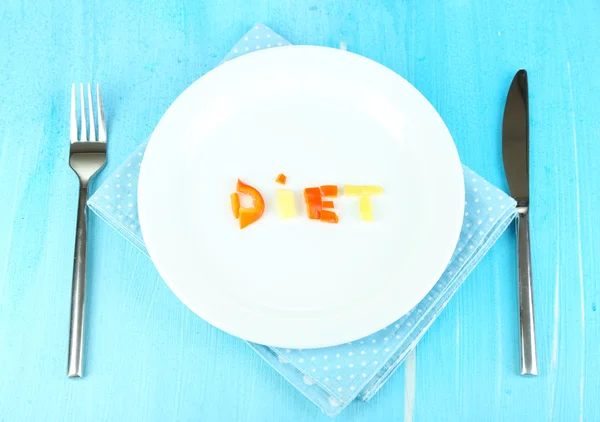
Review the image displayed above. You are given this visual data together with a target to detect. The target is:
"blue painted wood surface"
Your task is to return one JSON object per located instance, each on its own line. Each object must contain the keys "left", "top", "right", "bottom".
{"left": 1, "top": 1, "right": 599, "bottom": 421}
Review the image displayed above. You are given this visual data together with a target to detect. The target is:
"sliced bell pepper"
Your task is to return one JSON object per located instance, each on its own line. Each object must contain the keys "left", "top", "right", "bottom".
{"left": 343, "top": 185, "right": 384, "bottom": 196}
{"left": 235, "top": 179, "right": 265, "bottom": 229}
{"left": 320, "top": 210, "right": 339, "bottom": 224}
{"left": 359, "top": 195, "right": 373, "bottom": 221}
{"left": 303, "top": 187, "right": 322, "bottom": 220}
{"left": 320, "top": 185, "right": 338, "bottom": 197}
{"left": 275, "top": 173, "right": 287, "bottom": 185}
{"left": 230, "top": 193, "right": 240, "bottom": 219}
{"left": 276, "top": 189, "right": 296, "bottom": 218}
{"left": 322, "top": 200, "right": 334, "bottom": 209}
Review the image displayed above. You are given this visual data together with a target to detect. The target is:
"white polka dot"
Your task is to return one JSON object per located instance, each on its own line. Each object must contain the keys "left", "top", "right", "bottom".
{"left": 350, "top": 386, "right": 355, "bottom": 391}
{"left": 385, "top": 348, "right": 390, "bottom": 352}
{"left": 501, "top": 205, "right": 505, "bottom": 209}
{"left": 254, "top": 25, "right": 259, "bottom": 29}
{"left": 406, "top": 322, "right": 412, "bottom": 327}
{"left": 360, "top": 341, "right": 364, "bottom": 344}
{"left": 489, "top": 217, "right": 494, "bottom": 222}
{"left": 337, "top": 387, "right": 342, "bottom": 392}
{"left": 373, "top": 361, "right": 379, "bottom": 365}
{"left": 348, "top": 352, "right": 353, "bottom": 356}
{"left": 128, "top": 194, "right": 132, "bottom": 197}
{"left": 362, "top": 362, "right": 367, "bottom": 366}
{"left": 278, "top": 355, "right": 288, "bottom": 363}
{"left": 303, "top": 375, "right": 314, "bottom": 385}
{"left": 428, "top": 296, "right": 433, "bottom": 301}
{"left": 337, "top": 376, "right": 342, "bottom": 380}
{"left": 465, "top": 212, "right": 469, "bottom": 216}
{"left": 474, "top": 188, "right": 478, "bottom": 192}
{"left": 117, "top": 205, "right": 121, "bottom": 209}
{"left": 311, "top": 368, "right": 316, "bottom": 372}
{"left": 373, "top": 349, "right": 378, "bottom": 354}
{"left": 106, "top": 205, "right": 111, "bottom": 209}
{"left": 468, "top": 234, "right": 473, "bottom": 238}
{"left": 479, "top": 231, "right": 484, "bottom": 235}
{"left": 323, "top": 355, "right": 328, "bottom": 359}
{"left": 328, "top": 397, "right": 340, "bottom": 407}
{"left": 244, "top": 36, "right": 248, "bottom": 41}
{"left": 360, "top": 351, "right": 365, "bottom": 355}
{"left": 277, "top": 42, "right": 282, "bottom": 46}
{"left": 311, "top": 356, "right": 315, "bottom": 361}
{"left": 127, "top": 163, "right": 131, "bottom": 167}
{"left": 372, "top": 339, "right": 376, "bottom": 343}
{"left": 449, "top": 271, "right": 454, "bottom": 275}
{"left": 362, "top": 373, "right": 367, "bottom": 377}
{"left": 116, "top": 194, "right": 121, "bottom": 198}
{"left": 266, "top": 34, "right": 271, "bottom": 38}
{"left": 485, "top": 187, "right": 490, "bottom": 191}
{"left": 395, "top": 324, "right": 400, "bottom": 328}
{"left": 475, "top": 199, "right": 479, "bottom": 202}
{"left": 472, "top": 178, "right": 477, "bottom": 182}
{"left": 487, "top": 196, "right": 491, "bottom": 200}
{"left": 384, "top": 337, "right": 388, "bottom": 341}
{"left": 469, "top": 245, "right": 474, "bottom": 249}
{"left": 255, "top": 45, "right": 260, "bottom": 49}
{"left": 336, "top": 365, "right": 341, "bottom": 369}
{"left": 129, "top": 224, "right": 135, "bottom": 228}
{"left": 350, "top": 374, "right": 355, "bottom": 379}
{"left": 323, "top": 366, "right": 328, "bottom": 370}
{"left": 488, "top": 207, "right": 493, "bottom": 211}
{"left": 233, "top": 49, "right": 238, "bottom": 53}
{"left": 417, "top": 309, "right": 423, "bottom": 313}
{"left": 498, "top": 196, "right": 503, "bottom": 200}
{"left": 245, "top": 47, "right": 249, "bottom": 51}
{"left": 128, "top": 204, "right": 133, "bottom": 207}
{"left": 349, "top": 363, "right": 354, "bottom": 368}
{"left": 324, "top": 377, "right": 329, "bottom": 382}
{"left": 477, "top": 220, "right": 482, "bottom": 224}
{"left": 466, "top": 223, "right": 471, "bottom": 227}
{"left": 298, "top": 358, "right": 304, "bottom": 363}
{"left": 118, "top": 215, "right": 123, "bottom": 219}
{"left": 127, "top": 183, "right": 132, "bottom": 187}
{"left": 459, "top": 258, "right": 464, "bottom": 262}
{"left": 396, "top": 335, "right": 401, "bottom": 339}
{"left": 267, "top": 44, "right": 271, "bottom": 47}
{"left": 104, "top": 184, "right": 109, "bottom": 188}
{"left": 116, "top": 174, "right": 120, "bottom": 178}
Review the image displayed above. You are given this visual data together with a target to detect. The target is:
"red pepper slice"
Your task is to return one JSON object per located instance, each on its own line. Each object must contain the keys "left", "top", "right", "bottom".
{"left": 235, "top": 179, "right": 265, "bottom": 229}
{"left": 303, "top": 187, "right": 322, "bottom": 220}
{"left": 320, "top": 185, "right": 338, "bottom": 197}
{"left": 320, "top": 210, "right": 339, "bottom": 224}
{"left": 275, "top": 173, "right": 287, "bottom": 185}
{"left": 230, "top": 193, "right": 240, "bottom": 219}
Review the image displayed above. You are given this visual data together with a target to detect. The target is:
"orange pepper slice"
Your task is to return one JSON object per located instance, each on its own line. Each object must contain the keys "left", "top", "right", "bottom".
{"left": 275, "top": 173, "right": 287, "bottom": 185}
{"left": 320, "top": 185, "right": 338, "bottom": 197}
{"left": 322, "top": 200, "right": 334, "bottom": 209}
{"left": 230, "top": 193, "right": 240, "bottom": 219}
{"left": 320, "top": 210, "right": 339, "bottom": 224}
{"left": 303, "top": 187, "right": 322, "bottom": 220}
{"left": 235, "top": 179, "right": 265, "bottom": 229}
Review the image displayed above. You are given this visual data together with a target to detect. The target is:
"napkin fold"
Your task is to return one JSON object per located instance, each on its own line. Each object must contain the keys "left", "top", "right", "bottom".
{"left": 88, "top": 24, "right": 517, "bottom": 417}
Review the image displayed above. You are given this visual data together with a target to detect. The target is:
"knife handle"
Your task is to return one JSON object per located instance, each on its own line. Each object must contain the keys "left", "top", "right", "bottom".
{"left": 517, "top": 210, "right": 538, "bottom": 375}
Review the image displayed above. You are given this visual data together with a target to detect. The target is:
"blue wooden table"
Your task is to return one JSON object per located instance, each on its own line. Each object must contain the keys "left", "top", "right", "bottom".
{"left": 1, "top": 1, "right": 599, "bottom": 421}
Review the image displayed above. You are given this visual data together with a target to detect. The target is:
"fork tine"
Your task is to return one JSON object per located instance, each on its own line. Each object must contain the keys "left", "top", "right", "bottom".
{"left": 96, "top": 84, "right": 106, "bottom": 142}
{"left": 70, "top": 84, "right": 77, "bottom": 142}
{"left": 79, "top": 83, "right": 87, "bottom": 142}
{"left": 87, "top": 84, "right": 96, "bottom": 142}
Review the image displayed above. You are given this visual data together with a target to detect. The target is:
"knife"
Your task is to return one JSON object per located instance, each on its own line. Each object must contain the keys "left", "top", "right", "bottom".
{"left": 502, "top": 69, "right": 538, "bottom": 376}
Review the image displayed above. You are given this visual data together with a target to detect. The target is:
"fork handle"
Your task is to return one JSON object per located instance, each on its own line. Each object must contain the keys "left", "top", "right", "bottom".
{"left": 68, "top": 185, "right": 88, "bottom": 378}
{"left": 517, "top": 210, "right": 538, "bottom": 375}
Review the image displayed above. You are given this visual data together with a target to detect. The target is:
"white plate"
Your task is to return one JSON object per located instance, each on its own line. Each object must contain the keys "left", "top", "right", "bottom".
{"left": 138, "top": 46, "right": 464, "bottom": 348}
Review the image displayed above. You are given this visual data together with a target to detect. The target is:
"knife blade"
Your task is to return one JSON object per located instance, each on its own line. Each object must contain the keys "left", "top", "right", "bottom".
{"left": 502, "top": 69, "right": 538, "bottom": 376}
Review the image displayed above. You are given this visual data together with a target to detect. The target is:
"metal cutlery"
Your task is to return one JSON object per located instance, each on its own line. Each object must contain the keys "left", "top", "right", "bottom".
{"left": 502, "top": 70, "right": 538, "bottom": 376}
{"left": 68, "top": 83, "right": 107, "bottom": 378}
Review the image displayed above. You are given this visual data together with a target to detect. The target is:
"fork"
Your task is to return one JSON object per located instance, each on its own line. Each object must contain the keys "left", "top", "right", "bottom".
{"left": 68, "top": 83, "right": 107, "bottom": 378}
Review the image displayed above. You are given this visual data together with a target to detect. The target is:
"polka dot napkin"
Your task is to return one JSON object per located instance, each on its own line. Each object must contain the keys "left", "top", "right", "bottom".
{"left": 87, "top": 24, "right": 518, "bottom": 417}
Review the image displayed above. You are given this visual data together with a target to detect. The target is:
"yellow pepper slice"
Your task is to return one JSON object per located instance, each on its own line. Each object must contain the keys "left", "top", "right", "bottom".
{"left": 343, "top": 185, "right": 384, "bottom": 196}
{"left": 276, "top": 189, "right": 296, "bottom": 218}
